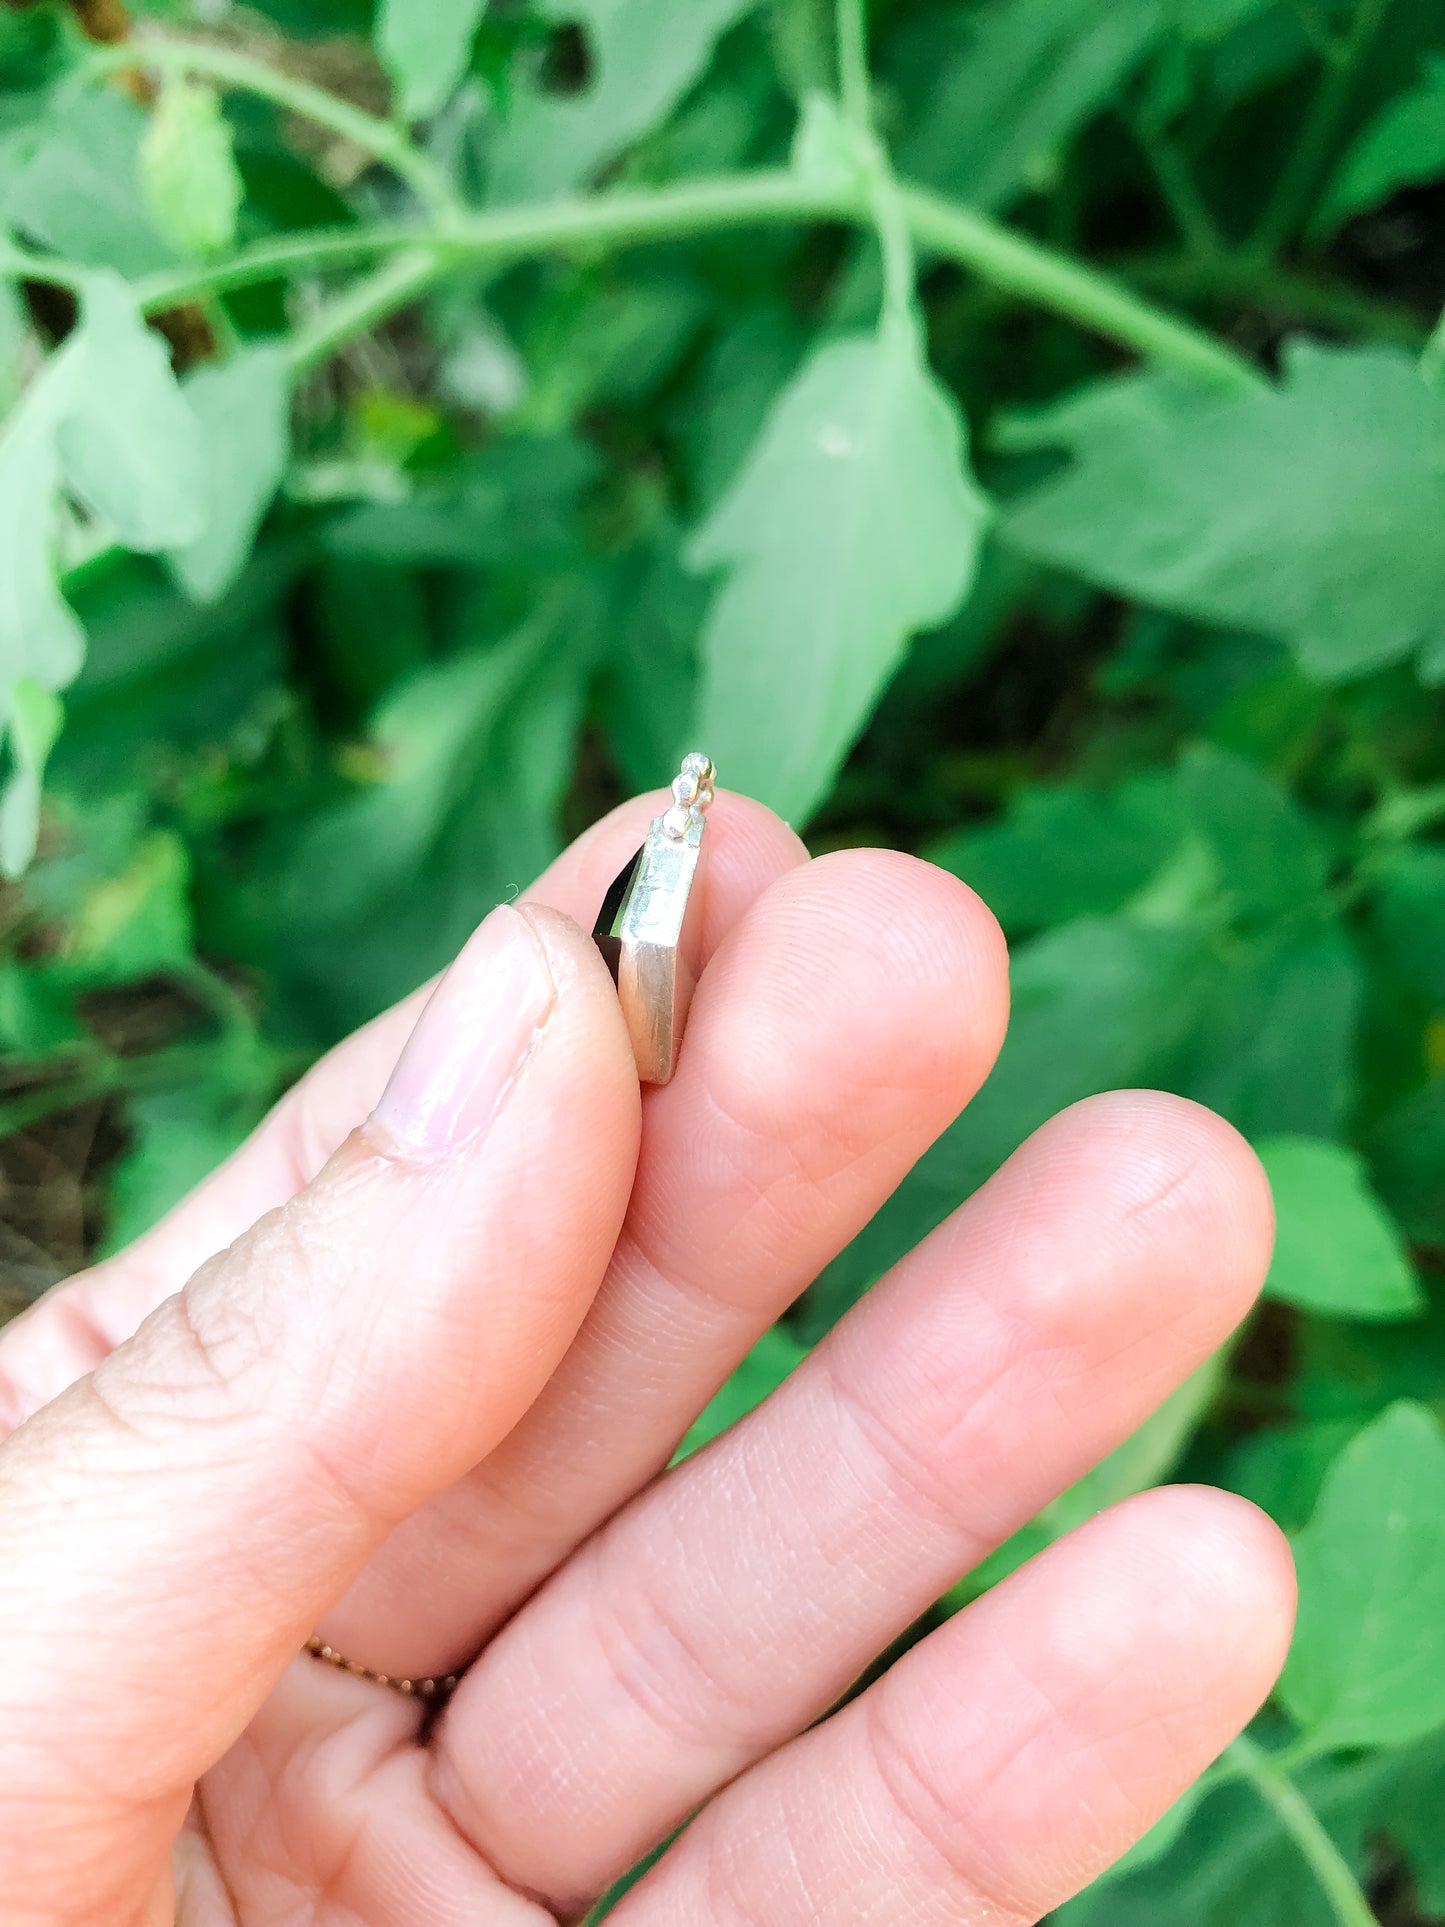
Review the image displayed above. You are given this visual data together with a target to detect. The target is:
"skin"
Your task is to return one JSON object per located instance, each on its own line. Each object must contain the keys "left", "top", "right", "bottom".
{"left": 0, "top": 789, "right": 1296, "bottom": 1927}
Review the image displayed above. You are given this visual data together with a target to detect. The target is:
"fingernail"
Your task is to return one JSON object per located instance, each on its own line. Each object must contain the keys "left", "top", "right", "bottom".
{"left": 369, "top": 904, "right": 556, "bottom": 1156}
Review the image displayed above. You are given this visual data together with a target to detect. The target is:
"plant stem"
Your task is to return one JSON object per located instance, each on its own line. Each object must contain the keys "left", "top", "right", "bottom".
{"left": 127, "top": 170, "right": 1261, "bottom": 391}
{"left": 1127, "top": 252, "right": 1427, "bottom": 347}
{"left": 834, "top": 0, "right": 871, "bottom": 130}
{"left": 1227, "top": 1736, "right": 1379, "bottom": 1927}
{"left": 1250, "top": 0, "right": 1392, "bottom": 254}
{"left": 286, "top": 245, "right": 447, "bottom": 372}
{"left": 900, "top": 185, "right": 1263, "bottom": 391}
{"left": 78, "top": 38, "right": 460, "bottom": 220}
{"left": 1126, "top": 112, "right": 1225, "bottom": 261}
{"left": 1422, "top": 305, "right": 1445, "bottom": 389}
{"left": 0, "top": 236, "right": 90, "bottom": 293}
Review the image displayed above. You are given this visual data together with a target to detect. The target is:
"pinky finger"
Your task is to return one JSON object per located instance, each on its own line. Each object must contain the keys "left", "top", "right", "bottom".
{"left": 613, "top": 1486, "right": 1296, "bottom": 1927}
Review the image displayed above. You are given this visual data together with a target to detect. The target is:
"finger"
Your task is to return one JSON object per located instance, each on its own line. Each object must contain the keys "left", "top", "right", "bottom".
{"left": 320, "top": 849, "right": 1010, "bottom": 1674}
{"left": 615, "top": 1486, "right": 1295, "bottom": 1926}
{"left": 432, "top": 1092, "right": 1273, "bottom": 1913}
{"left": 0, "top": 790, "right": 803, "bottom": 1428}
{"left": 0, "top": 906, "right": 638, "bottom": 1920}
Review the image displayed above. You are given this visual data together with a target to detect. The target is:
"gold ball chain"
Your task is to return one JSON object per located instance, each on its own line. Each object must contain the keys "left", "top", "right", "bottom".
{"left": 304, "top": 1633, "right": 460, "bottom": 1702}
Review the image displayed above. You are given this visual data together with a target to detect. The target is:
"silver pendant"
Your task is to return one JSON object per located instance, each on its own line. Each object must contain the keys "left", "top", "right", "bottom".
{"left": 593, "top": 753, "right": 715, "bottom": 1085}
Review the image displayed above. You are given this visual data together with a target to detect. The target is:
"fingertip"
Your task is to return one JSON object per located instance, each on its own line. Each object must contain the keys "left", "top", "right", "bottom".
{"left": 1004, "top": 1090, "right": 1276, "bottom": 1355}
{"left": 706, "top": 847, "right": 1011, "bottom": 1120}
{"left": 1129, "top": 1483, "right": 1299, "bottom": 1694}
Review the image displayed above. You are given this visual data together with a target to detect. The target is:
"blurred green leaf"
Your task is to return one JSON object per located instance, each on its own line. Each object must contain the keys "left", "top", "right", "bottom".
{"left": 166, "top": 347, "right": 292, "bottom": 604}
{"left": 378, "top": 0, "right": 488, "bottom": 121}
{"left": 1180, "top": 920, "right": 1361, "bottom": 1140}
{"left": 0, "top": 957, "right": 81, "bottom": 1056}
{"left": 1314, "top": 54, "right": 1445, "bottom": 233}
{"left": 0, "top": 274, "right": 25, "bottom": 416}
{"left": 57, "top": 273, "right": 206, "bottom": 553}
{"left": 489, "top": 0, "right": 758, "bottom": 199}
{"left": 1002, "top": 343, "right": 1445, "bottom": 683}
{"left": 59, "top": 827, "right": 193, "bottom": 984}
{"left": 1258, "top": 1136, "right": 1423, "bottom": 1322}
{"left": 0, "top": 676, "right": 62, "bottom": 879}
{"left": 1368, "top": 1073, "right": 1445, "bottom": 1248}
{"left": 1062, "top": 1733, "right": 1445, "bottom": 1925}
{"left": 1177, "top": 743, "right": 1327, "bottom": 922}
{"left": 691, "top": 315, "right": 988, "bottom": 825}
{"left": 1370, "top": 843, "right": 1445, "bottom": 1007}
{"left": 265, "top": 608, "right": 593, "bottom": 1029}
{"left": 103, "top": 1083, "right": 264, "bottom": 1255}
{"left": 1280, "top": 1401, "right": 1445, "bottom": 1751}
{"left": 903, "top": 0, "right": 1163, "bottom": 210}
{"left": 3, "top": 89, "right": 175, "bottom": 277}
{"left": 140, "top": 79, "right": 243, "bottom": 259}
{"left": 927, "top": 772, "right": 1187, "bottom": 934}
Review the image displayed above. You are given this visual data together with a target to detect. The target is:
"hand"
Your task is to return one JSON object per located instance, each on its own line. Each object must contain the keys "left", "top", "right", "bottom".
{"left": 0, "top": 790, "right": 1294, "bottom": 1927}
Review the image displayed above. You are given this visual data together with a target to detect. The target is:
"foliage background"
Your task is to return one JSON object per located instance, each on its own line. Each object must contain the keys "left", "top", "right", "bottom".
{"left": 2, "top": 0, "right": 1444, "bottom": 1919}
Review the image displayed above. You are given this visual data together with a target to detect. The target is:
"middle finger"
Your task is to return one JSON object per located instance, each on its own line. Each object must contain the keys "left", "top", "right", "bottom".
{"left": 322, "top": 849, "right": 1010, "bottom": 1675}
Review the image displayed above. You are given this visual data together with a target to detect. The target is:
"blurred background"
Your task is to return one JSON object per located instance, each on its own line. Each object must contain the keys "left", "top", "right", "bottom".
{"left": 1, "top": 0, "right": 1444, "bottom": 1918}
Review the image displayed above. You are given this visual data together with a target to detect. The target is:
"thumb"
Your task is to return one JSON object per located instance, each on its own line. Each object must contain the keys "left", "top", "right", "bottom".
{"left": 0, "top": 905, "right": 638, "bottom": 1888}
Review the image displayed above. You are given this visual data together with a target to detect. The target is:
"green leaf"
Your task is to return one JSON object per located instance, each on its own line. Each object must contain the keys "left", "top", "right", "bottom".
{"left": 1280, "top": 1401, "right": 1445, "bottom": 1751}
{"left": 689, "top": 316, "right": 988, "bottom": 825}
{"left": 674, "top": 1325, "right": 808, "bottom": 1461}
{"left": 1257, "top": 1136, "right": 1423, "bottom": 1322}
{"left": 488, "top": 0, "right": 758, "bottom": 201}
{"left": 60, "top": 827, "right": 194, "bottom": 983}
{"left": 166, "top": 346, "right": 292, "bottom": 604}
{"left": 1181, "top": 920, "right": 1361, "bottom": 1140}
{"left": 903, "top": 0, "right": 1163, "bottom": 211}
{"left": 1001, "top": 342, "right": 1445, "bottom": 683}
{"left": 103, "top": 1085, "right": 258, "bottom": 1255}
{"left": 56, "top": 273, "right": 206, "bottom": 553}
{"left": 1224, "top": 1418, "right": 1363, "bottom": 1534}
{"left": 0, "top": 677, "right": 62, "bottom": 880}
{"left": 1371, "top": 843, "right": 1445, "bottom": 1007}
{"left": 265, "top": 609, "right": 593, "bottom": 1030}
{"left": 1368, "top": 1074, "right": 1445, "bottom": 1249}
{"left": 927, "top": 772, "right": 1188, "bottom": 934}
{"left": 139, "top": 78, "right": 243, "bottom": 258}
{"left": 1061, "top": 1734, "right": 1445, "bottom": 1926}
{"left": 1177, "top": 743, "right": 1327, "bottom": 922}
{"left": 0, "top": 363, "right": 82, "bottom": 875}
{"left": 0, "top": 273, "right": 26, "bottom": 416}
{"left": 378, "top": 0, "right": 488, "bottom": 121}
{"left": 1314, "top": 54, "right": 1445, "bottom": 233}
{"left": 2, "top": 88, "right": 175, "bottom": 278}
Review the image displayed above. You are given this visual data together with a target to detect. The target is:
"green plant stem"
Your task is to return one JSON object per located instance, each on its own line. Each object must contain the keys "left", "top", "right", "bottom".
{"left": 834, "top": 0, "right": 871, "bottom": 130}
{"left": 287, "top": 244, "right": 447, "bottom": 373}
{"left": 1422, "top": 305, "right": 1445, "bottom": 389}
{"left": 121, "top": 170, "right": 1261, "bottom": 391}
{"left": 900, "top": 186, "right": 1263, "bottom": 391}
{"left": 0, "top": 235, "right": 89, "bottom": 293}
{"left": 1125, "top": 112, "right": 1225, "bottom": 261}
{"left": 77, "top": 38, "right": 460, "bottom": 220}
{"left": 1127, "top": 252, "right": 1427, "bottom": 347}
{"left": 1251, "top": 0, "right": 1392, "bottom": 254}
{"left": 1227, "top": 1736, "right": 1379, "bottom": 1927}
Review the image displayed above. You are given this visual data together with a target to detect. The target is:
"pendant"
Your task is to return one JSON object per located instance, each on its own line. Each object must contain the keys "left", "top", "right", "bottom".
{"left": 593, "top": 753, "right": 715, "bottom": 1085}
